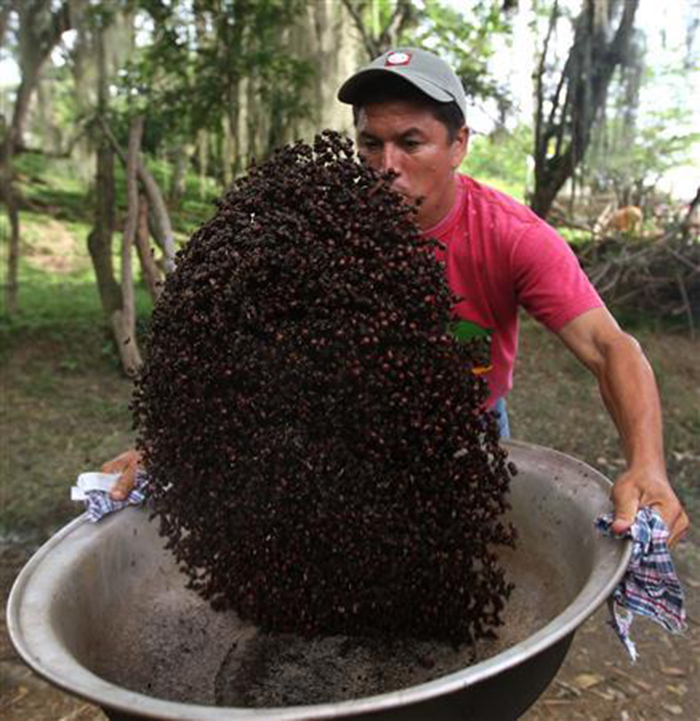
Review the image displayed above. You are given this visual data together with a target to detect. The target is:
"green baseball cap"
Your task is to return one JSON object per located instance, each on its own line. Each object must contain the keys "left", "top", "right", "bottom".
{"left": 338, "top": 47, "right": 467, "bottom": 121}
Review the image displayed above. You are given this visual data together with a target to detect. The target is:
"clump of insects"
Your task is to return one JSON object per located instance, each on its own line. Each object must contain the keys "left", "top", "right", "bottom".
{"left": 132, "top": 131, "right": 516, "bottom": 644}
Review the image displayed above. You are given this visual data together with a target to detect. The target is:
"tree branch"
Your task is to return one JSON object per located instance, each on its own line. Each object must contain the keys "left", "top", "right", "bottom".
{"left": 97, "top": 115, "right": 176, "bottom": 272}
{"left": 534, "top": 0, "right": 559, "bottom": 172}
{"left": 340, "top": 0, "right": 376, "bottom": 58}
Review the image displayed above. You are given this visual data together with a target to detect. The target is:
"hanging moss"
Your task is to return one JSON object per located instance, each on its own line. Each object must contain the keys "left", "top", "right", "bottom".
{"left": 132, "top": 131, "right": 516, "bottom": 644}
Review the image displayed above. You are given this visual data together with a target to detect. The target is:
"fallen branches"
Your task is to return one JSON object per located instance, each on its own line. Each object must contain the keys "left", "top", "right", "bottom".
{"left": 579, "top": 222, "right": 700, "bottom": 338}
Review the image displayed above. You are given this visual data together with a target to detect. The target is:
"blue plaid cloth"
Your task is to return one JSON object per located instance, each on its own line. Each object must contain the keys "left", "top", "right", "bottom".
{"left": 80, "top": 470, "right": 149, "bottom": 522}
{"left": 595, "top": 507, "right": 687, "bottom": 661}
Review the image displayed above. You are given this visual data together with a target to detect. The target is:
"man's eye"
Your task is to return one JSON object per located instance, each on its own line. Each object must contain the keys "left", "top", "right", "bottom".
{"left": 402, "top": 139, "right": 421, "bottom": 151}
{"left": 362, "top": 140, "right": 381, "bottom": 152}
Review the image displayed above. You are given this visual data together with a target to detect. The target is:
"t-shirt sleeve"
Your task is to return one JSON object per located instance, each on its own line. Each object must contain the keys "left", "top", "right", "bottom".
{"left": 509, "top": 220, "right": 604, "bottom": 332}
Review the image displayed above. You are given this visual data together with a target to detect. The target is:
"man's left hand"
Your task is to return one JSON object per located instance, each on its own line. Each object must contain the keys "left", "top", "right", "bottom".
{"left": 611, "top": 466, "right": 689, "bottom": 547}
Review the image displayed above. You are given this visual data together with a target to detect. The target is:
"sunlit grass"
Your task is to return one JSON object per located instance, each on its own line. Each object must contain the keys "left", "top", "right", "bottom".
{"left": 0, "top": 211, "right": 153, "bottom": 333}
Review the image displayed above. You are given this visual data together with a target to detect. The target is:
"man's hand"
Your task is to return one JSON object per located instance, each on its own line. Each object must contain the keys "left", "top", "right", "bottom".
{"left": 102, "top": 449, "right": 143, "bottom": 501}
{"left": 611, "top": 466, "right": 689, "bottom": 547}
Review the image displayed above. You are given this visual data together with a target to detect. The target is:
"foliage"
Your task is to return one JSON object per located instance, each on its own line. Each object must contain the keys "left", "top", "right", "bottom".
{"left": 587, "top": 111, "right": 699, "bottom": 205}
{"left": 340, "top": 0, "right": 418, "bottom": 57}
{"left": 405, "top": 0, "right": 513, "bottom": 111}
{"left": 463, "top": 125, "right": 532, "bottom": 201}
{"left": 12, "top": 148, "right": 217, "bottom": 234}
{"left": 585, "top": 51, "right": 700, "bottom": 205}
{"left": 116, "top": 0, "right": 314, "bottom": 160}
{"left": 340, "top": 0, "right": 513, "bottom": 110}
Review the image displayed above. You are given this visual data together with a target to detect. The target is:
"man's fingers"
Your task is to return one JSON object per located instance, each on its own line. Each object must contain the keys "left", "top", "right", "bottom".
{"left": 102, "top": 449, "right": 135, "bottom": 475}
{"left": 610, "top": 469, "right": 690, "bottom": 547}
{"left": 101, "top": 449, "right": 142, "bottom": 500}
{"left": 610, "top": 482, "right": 640, "bottom": 535}
{"left": 666, "top": 509, "right": 690, "bottom": 548}
{"left": 102, "top": 458, "right": 124, "bottom": 474}
{"left": 110, "top": 467, "right": 136, "bottom": 501}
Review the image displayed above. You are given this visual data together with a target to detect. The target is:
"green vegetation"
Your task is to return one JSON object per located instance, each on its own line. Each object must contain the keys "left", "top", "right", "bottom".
{"left": 463, "top": 125, "right": 532, "bottom": 202}
{"left": 13, "top": 151, "right": 220, "bottom": 235}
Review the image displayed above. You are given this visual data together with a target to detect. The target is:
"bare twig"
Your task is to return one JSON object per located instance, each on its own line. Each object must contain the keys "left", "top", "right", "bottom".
{"left": 676, "top": 270, "right": 696, "bottom": 340}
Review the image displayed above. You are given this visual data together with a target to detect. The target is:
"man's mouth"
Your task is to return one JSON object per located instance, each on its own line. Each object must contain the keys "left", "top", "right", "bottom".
{"left": 391, "top": 185, "right": 412, "bottom": 199}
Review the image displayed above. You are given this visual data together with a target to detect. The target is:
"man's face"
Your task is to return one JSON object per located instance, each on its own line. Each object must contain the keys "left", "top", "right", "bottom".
{"left": 355, "top": 100, "right": 468, "bottom": 230}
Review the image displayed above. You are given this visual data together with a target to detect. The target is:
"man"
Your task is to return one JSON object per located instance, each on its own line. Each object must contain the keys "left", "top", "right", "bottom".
{"left": 105, "top": 47, "right": 688, "bottom": 546}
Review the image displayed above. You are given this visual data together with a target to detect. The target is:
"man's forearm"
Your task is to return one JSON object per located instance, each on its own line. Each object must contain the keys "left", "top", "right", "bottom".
{"left": 595, "top": 332, "right": 666, "bottom": 475}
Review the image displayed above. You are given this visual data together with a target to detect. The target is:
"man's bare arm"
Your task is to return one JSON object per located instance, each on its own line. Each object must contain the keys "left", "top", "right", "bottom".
{"left": 557, "top": 307, "right": 689, "bottom": 545}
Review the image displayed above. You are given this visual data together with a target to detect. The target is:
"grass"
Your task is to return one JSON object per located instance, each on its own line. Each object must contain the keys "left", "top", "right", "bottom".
{"left": 14, "top": 150, "right": 220, "bottom": 235}
{"left": 509, "top": 317, "right": 700, "bottom": 520}
{"left": 0, "top": 152, "right": 217, "bottom": 541}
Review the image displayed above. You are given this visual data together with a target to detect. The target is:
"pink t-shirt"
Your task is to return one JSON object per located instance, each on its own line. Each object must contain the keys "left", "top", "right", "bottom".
{"left": 423, "top": 174, "right": 603, "bottom": 406}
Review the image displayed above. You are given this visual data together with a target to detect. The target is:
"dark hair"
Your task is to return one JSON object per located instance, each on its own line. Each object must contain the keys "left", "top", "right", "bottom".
{"left": 351, "top": 75, "right": 465, "bottom": 142}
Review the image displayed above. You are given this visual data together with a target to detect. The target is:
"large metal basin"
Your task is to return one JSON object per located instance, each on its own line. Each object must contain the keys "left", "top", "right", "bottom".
{"left": 8, "top": 441, "right": 631, "bottom": 720}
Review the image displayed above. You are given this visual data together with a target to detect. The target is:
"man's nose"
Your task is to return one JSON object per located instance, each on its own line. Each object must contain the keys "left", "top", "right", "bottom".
{"left": 380, "top": 145, "right": 401, "bottom": 174}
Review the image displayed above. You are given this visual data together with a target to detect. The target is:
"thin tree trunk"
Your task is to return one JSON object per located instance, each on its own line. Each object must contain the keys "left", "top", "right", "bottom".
{"left": 113, "top": 115, "right": 144, "bottom": 375}
{"left": 197, "top": 130, "right": 209, "bottom": 199}
{"left": 88, "top": 15, "right": 137, "bottom": 377}
{"left": 2, "top": 179, "right": 20, "bottom": 315}
{"left": 1, "top": 0, "right": 73, "bottom": 315}
{"left": 98, "top": 116, "right": 176, "bottom": 273}
{"left": 135, "top": 192, "right": 162, "bottom": 303}
{"left": 87, "top": 138, "right": 121, "bottom": 322}
{"left": 222, "top": 114, "right": 234, "bottom": 187}
{"left": 169, "top": 145, "right": 189, "bottom": 205}
{"left": 531, "top": 0, "right": 639, "bottom": 218}
{"left": 237, "top": 76, "right": 250, "bottom": 174}
{"left": 1, "top": 111, "right": 20, "bottom": 313}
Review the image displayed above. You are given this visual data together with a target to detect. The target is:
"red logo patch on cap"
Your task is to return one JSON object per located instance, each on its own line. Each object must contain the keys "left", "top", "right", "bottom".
{"left": 385, "top": 51, "right": 411, "bottom": 67}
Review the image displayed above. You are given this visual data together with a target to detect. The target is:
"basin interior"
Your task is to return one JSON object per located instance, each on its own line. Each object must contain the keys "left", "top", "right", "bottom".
{"left": 30, "top": 443, "right": 616, "bottom": 709}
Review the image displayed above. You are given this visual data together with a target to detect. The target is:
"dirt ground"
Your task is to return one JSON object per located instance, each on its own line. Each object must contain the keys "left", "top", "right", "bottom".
{"left": 1, "top": 318, "right": 698, "bottom": 720}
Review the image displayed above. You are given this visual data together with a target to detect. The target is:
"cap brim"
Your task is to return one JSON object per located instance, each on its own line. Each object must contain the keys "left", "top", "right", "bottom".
{"left": 338, "top": 67, "right": 454, "bottom": 106}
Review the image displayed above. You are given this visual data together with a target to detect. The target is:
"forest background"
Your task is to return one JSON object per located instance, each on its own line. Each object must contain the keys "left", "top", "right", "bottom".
{"left": 1, "top": 1, "right": 700, "bottom": 719}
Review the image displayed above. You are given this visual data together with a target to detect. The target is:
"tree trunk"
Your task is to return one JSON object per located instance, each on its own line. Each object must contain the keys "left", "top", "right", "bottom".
{"left": 531, "top": 0, "right": 639, "bottom": 219}
{"left": 1, "top": 0, "right": 73, "bottom": 315}
{"left": 70, "top": 22, "right": 98, "bottom": 183}
{"left": 236, "top": 75, "right": 251, "bottom": 173}
{"left": 114, "top": 115, "right": 144, "bottom": 375}
{"left": 35, "top": 77, "right": 63, "bottom": 153}
{"left": 98, "top": 117, "right": 176, "bottom": 273}
{"left": 169, "top": 145, "right": 190, "bottom": 205}
{"left": 222, "top": 114, "right": 234, "bottom": 188}
{"left": 135, "top": 192, "right": 162, "bottom": 303}
{"left": 140, "top": 158, "right": 176, "bottom": 273}
{"left": 88, "top": 14, "right": 139, "bottom": 377}
{"left": 2, "top": 176, "right": 20, "bottom": 315}
{"left": 87, "top": 138, "right": 122, "bottom": 325}
{"left": 197, "top": 130, "right": 209, "bottom": 199}
{"left": 283, "top": 1, "right": 362, "bottom": 143}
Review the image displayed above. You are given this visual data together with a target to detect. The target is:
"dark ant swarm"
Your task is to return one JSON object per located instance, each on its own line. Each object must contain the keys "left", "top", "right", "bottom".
{"left": 132, "top": 130, "right": 517, "bottom": 644}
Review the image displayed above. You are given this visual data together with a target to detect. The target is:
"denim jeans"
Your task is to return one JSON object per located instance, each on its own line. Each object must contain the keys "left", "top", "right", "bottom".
{"left": 492, "top": 396, "right": 511, "bottom": 439}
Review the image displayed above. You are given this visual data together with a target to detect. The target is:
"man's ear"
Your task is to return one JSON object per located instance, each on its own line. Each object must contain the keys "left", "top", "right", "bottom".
{"left": 451, "top": 126, "right": 469, "bottom": 169}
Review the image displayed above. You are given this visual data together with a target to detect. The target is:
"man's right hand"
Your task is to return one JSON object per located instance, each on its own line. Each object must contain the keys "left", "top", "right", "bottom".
{"left": 102, "top": 449, "right": 143, "bottom": 500}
